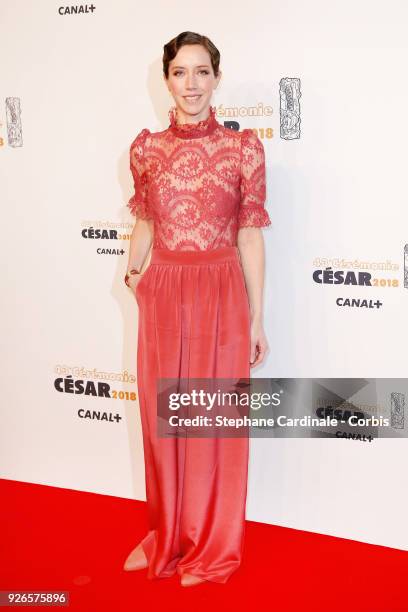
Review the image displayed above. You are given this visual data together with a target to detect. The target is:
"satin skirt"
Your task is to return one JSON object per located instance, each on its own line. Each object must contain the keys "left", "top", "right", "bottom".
{"left": 135, "top": 246, "right": 251, "bottom": 584}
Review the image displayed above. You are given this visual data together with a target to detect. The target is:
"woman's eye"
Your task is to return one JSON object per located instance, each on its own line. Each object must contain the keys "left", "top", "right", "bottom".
{"left": 172, "top": 70, "right": 210, "bottom": 76}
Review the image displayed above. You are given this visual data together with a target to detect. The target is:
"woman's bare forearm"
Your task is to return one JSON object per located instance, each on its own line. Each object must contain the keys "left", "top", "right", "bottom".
{"left": 126, "top": 219, "right": 154, "bottom": 273}
{"left": 237, "top": 227, "right": 265, "bottom": 322}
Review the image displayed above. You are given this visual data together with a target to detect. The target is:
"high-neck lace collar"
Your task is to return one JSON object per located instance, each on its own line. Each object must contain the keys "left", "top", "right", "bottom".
{"left": 168, "top": 105, "right": 218, "bottom": 139}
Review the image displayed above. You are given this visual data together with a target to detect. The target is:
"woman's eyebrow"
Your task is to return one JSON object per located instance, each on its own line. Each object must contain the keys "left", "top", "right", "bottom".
{"left": 171, "top": 64, "right": 210, "bottom": 69}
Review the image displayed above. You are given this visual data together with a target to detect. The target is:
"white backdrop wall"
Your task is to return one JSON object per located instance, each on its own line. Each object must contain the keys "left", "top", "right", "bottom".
{"left": 1, "top": 0, "right": 407, "bottom": 551}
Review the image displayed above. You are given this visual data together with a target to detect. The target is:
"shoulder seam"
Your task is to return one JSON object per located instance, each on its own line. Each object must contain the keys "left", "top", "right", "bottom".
{"left": 139, "top": 127, "right": 150, "bottom": 143}
{"left": 130, "top": 128, "right": 150, "bottom": 155}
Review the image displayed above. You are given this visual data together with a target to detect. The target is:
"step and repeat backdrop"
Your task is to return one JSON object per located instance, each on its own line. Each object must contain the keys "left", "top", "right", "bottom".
{"left": 1, "top": 0, "right": 407, "bottom": 551}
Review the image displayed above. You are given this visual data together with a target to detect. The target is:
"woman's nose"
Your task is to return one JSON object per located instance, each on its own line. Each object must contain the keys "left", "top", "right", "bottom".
{"left": 185, "top": 73, "right": 197, "bottom": 88}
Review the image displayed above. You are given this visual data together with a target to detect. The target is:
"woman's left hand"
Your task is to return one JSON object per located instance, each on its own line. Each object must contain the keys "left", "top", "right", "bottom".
{"left": 250, "top": 318, "right": 269, "bottom": 368}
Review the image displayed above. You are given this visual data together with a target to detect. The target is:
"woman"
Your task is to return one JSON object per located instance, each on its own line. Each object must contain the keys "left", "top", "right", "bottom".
{"left": 123, "top": 31, "right": 271, "bottom": 587}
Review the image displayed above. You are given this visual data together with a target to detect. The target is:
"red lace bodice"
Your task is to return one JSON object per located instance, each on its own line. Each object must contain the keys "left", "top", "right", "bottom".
{"left": 127, "top": 105, "right": 271, "bottom": 251}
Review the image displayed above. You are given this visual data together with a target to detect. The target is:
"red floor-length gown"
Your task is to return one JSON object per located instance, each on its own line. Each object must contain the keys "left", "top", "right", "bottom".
{"left": 127, "top": 105, "right": 271, "bottom": 584}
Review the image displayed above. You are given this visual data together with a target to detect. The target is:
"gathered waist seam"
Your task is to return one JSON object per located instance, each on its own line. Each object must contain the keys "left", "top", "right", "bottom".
{"left": 150, "top": 246, "right": 240, "bottom": 266}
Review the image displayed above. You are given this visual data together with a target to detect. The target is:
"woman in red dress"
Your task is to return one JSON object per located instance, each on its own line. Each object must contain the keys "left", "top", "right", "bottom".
{"left": 123, "top": 31, "right": 271, "bottom": 587}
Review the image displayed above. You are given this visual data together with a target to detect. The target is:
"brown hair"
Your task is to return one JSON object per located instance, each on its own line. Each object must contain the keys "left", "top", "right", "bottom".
{"left": 163, "top": 31, "right": 221, "bottom": 79}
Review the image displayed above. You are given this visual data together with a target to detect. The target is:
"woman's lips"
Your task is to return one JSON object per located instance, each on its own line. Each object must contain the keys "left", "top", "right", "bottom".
{"left": 183, "top": 95, "right": 202, "bottom": 102}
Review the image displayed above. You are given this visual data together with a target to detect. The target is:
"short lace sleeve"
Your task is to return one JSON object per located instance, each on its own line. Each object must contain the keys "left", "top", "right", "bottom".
{"left": 127, "top": 128, "right": 152, "bottom": 220}
{"left": 238, "top": 128, "right": 271, "bottom": 229}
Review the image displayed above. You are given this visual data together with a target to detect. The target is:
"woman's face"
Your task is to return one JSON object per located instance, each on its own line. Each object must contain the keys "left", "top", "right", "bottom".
{"left": 164, "top": 44, "right": 221, "bottom": 122}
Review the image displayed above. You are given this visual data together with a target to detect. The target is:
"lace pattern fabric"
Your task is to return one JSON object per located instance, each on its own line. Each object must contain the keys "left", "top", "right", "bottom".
{"left": 128, "top": 107, "right": 271, "bottom": 251}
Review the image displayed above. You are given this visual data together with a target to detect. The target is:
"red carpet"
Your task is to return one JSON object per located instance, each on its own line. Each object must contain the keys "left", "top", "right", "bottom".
{"left": 1, "top": 478, "right": 406, "bottom": 611}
